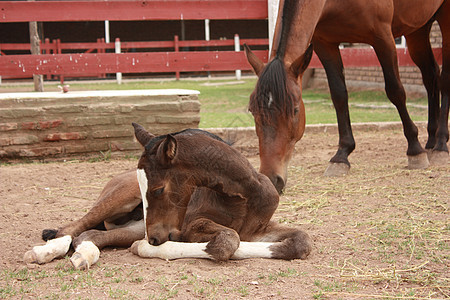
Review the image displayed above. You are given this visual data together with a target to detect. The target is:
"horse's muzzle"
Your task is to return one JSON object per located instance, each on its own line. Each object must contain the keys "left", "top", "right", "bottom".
{"left": 272, "top": 175, "right": 285, "bottom": 195}
{"left": 148, "top": 237, "right": 162, "bottom": 246}
{"left": 148, "top": 229, "right": 181, "bottom": 246}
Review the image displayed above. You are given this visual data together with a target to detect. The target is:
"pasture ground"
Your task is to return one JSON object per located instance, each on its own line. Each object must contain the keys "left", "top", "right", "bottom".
{"left": 1, "top": 127, "right": 449, "bottom": 299}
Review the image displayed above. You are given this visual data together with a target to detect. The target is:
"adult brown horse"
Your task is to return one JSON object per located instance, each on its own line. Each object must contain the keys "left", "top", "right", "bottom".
{"left": 24, "top": 124, "right": 311, "bottom": 269}
{"left": 245, "top": 0, "right": 449, "bottom": 191}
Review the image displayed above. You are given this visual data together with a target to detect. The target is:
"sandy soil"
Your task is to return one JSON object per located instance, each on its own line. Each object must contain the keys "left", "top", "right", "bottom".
{"left": 1, "top": 127, "right": 448, "bottom": 299}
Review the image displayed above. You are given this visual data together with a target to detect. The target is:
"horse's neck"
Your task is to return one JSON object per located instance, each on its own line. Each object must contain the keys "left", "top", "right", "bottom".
{"left": 272, "top": 0, "right": 326, "bottom": 64}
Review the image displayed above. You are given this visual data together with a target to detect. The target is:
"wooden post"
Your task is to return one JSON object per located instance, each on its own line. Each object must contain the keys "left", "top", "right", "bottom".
{"left": 205, "top": 19, "right": 211, "bottom": 78}
{"left": 115, "top": 38, "right": 122, "bottom": 84}
{"left": 56, "top": 39, "right": 64, "bottom": 84}
{"left": 0, "top": 44, "right": 2, "bottom": 85}
{"left": 234, "top": 34, "right": 241, "bottom": 80}
{"left": 174, "top": 35, "right": 180, "bottom": 80}
{"left": 267, "top": 0, "right": 280, "bottom": 60}
{"left": 29, "top": 9, "right": 44, "bottom": 91}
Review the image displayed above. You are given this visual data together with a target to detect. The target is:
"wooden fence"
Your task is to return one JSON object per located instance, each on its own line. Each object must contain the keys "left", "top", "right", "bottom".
{"left": 0, "top": 36, "right": 269, "bottom": 81}
{"left": 0, "top": 0, "right": 443, "bottom": 82}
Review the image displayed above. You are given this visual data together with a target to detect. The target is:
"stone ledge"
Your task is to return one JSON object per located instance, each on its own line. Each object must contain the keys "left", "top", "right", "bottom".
{"left": 0, "top": 89, "right": 200, "bottom": 160}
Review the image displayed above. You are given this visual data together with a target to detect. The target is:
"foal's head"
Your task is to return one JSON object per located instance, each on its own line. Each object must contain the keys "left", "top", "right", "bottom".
{"left": 133, "top": 123, "right": 233, "bottom": 246}
{"left": 245, "top": 45, "right": 313, "bottom": 194}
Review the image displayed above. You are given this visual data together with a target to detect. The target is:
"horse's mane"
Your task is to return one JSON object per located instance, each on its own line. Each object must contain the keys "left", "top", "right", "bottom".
{"left": 277, "top": 0, "right": 299, "bottom": 59}
{"left": 248, "top": 0, "right": 298, "bottom": 125}
{"left": 249, "top": 58, "right": 293, "bottom": 125}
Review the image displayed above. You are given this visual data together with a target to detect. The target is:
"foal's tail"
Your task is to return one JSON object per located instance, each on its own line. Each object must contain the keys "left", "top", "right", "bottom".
{"left": 42, "top": 229, "right": 58, "bottom": 241}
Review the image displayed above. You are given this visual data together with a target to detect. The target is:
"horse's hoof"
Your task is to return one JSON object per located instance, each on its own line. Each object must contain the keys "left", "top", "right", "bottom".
{"left": 130, "top": 240, "right": 153, "bottom": 258}
{"left": 70, "top": 252, "right": 89, "bottom": 270}
{"left": 427, "top": 150, "right": 449, "bottom": 166}
{"left": 129, "top": 240, "right": 142, "bottom": 256}
{"left": 408, "top": 152, "right": 429, "bottom": 169}
{"left": 23, "top": 250, "right": 38, "bottom": 264}
{"left": 205, "top": 230, "right": 240, "bottom": 261}
{"left": 324, "top": 163, "right": 350, "bottom": 177}
{"left": 23, "top": 235, "right": 72, "bottom": 265}
{"left": 70, "top": 241, "right": 100, "bottom": 270}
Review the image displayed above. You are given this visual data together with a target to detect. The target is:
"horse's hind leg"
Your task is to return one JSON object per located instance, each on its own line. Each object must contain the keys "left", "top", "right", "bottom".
{"left": 406, "top": 21, "right": 449, "bottom": 165}
{"left": 406, "top": 23, "right": 440, "bottom": 149}
{"left": 372, "top": 29, "right": 429, "bottom": 169}
{"left": 23, "top": 235, "right": 73, "bottom": 265}
{"left": 24, "top": 170, "right": 141, "bottom": 265}
{"left": 432, "top": 4, "right": 450, "bottom": 163}
{"left": 53, "top": 170, "right": 141, "bottom": 239}
{"left": 70, "top": 220, "right": 145, "bottom": 270}
{"left": 313, "top": 41, "right": 355, "bottom": 176}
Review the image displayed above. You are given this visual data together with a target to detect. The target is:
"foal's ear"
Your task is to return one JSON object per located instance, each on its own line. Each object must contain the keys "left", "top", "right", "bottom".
{"left": 157, "top": 134, "right": 177, "bottom": 165}
{"left": 244, "top": 44, "right": 265, "bottom": 76}
{"left": 290, "top": 43, "right": 314, "bottom": 78}
{"left": 132, "top": 123, "right": 155, "bottom": 147}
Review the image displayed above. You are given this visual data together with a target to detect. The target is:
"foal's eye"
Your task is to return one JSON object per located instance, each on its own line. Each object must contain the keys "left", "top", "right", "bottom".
{"left": 294, "top": 107, "right": 300, "bottom": 114}
{"left": 152, "top": 187, "right": 165, "bottom": 196}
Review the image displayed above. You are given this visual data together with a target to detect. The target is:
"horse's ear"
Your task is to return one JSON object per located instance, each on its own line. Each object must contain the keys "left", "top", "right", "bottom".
{"left": 244, "top": 44, "right": 264, "bottom": 76}
{"left": 290, "top": 44, "right": 314, "bottom": 78}
{"left": 157, "top": 134, "right": 177, "bottom": 165}
{"left": 132, "top": 123, "right": 155, "bottom": 147}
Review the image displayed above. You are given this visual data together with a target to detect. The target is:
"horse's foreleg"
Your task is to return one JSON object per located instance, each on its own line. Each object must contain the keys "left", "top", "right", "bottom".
{"left": 130, "top": 240, "right": 211, "bottom": 260}
{"left": 70, "top": 219, "right": 145, "bottom": 270}
{"left": 131, "top": 220, "right": 312, "bottom": 261}
{"left": 314, "top": 41, "right": 355, "bottom": 176}
{"left": 251, "top": 221, "right": 312, "bottom": 260}
{"left": 130, "top": 240, "right": 278, "bottom": 260}
{"left": 181, "top": 218, "right": 240, "bottom": 261}
{"left": 372, "top": 28, "right": 429, "bottom": 169}
{"left": 23, "top": 235, "right": 72, "bottom": 264}
{"left": 131, "top": 218, "right": 241, "bottom": 261}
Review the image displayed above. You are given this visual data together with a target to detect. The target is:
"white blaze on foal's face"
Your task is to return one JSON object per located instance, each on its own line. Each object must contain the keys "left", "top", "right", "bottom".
{"left": 136, "top": 168, "right": 149, "bottom": 240}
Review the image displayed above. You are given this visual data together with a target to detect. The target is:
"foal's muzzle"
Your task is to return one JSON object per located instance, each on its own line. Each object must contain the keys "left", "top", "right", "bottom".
{"left": 148, "top": 229, "right": 181, "bottom": 246}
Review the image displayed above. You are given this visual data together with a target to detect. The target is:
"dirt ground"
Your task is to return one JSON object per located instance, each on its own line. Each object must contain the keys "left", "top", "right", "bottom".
{"left": 1, "top": 127, "right": 448, "bottom": 299}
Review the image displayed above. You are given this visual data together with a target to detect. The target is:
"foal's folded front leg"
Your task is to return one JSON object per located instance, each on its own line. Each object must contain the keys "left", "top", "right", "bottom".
{"left": 131, "top": 218, "right": 241, "bottom": 261}
{"left": 182, "top": 218, "right": 240, "bottom": 261}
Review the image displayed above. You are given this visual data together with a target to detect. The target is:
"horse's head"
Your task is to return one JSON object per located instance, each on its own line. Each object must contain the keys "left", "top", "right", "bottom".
{"left": 245, "top": 45, "right": 313, "bottom": 194}
{"left": 133, "top": 123, "right": 194, "bottom": 246}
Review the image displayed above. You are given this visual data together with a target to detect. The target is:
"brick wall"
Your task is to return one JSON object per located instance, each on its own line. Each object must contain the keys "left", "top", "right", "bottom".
{"left": 0, "top": 90, "right": 200, "bottom": 160}
{"left": 311, "top": 22, "right": 442, "bottom": 93}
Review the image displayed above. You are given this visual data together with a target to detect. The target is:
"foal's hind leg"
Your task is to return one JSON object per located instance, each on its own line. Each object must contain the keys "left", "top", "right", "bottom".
{"left": 53, "top": 170, "right": 141, "bottom": 239}
{"left": 406, "top": 21, "right": 449, "bottom": 165}
{"left": 24, "top": 170, "right": 141, "bottom": 265}
{"left": 71, "top": 220, "right": 145, "bottom": 270}
{"left": 372, "top": 29, "right": 429, "bottom": 169}
{"left": 313, "top": 41, "right": 355, "bottom": 176}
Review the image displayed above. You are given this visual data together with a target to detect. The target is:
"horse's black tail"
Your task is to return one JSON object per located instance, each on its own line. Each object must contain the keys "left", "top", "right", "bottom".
{"left": 42, "top": 229, "right": 58, "bottom": 241}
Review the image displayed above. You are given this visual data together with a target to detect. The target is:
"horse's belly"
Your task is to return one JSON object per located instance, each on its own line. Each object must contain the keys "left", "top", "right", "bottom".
{"left": 315, "top": 0, "right": 443, "bottom": 43}
{"left": 392, "top": 0, "right": 444, "bottom": 37}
